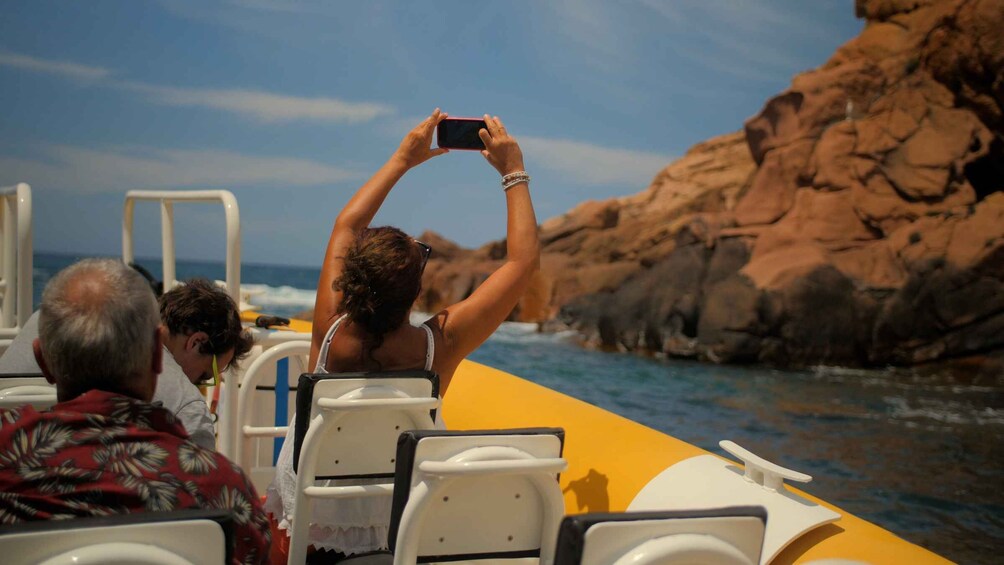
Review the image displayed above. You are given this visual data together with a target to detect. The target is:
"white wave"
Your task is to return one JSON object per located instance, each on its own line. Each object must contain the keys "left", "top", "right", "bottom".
{"left": 884, "top": 396, "right": 1004, "bottom": 426}
{"left": 411, "top": 311, "right": 576, "bottom": 344}
{"left": 248, "top": 302, "right": 574, "bottom": 344}
{"left": 489, "top": 323, "right": 577, "bottom": 345}
{"left": 243, "top": 283, "right": 316, "bottom": 309}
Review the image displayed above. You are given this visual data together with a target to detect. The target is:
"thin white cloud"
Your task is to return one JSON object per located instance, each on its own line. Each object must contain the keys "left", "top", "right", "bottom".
{"left": 0, "top": 52, "right": 111, "bottom": 81}
{"left": 122, "top": 83, "right": 394, "bottom": 124}
{"left": 1, "top": 50, "right": 392, "bottom": 124}
{"left": 222, "top": 0, "right": 331, "bottom": 15}
{"left": 653, "top": 11, "right": 816, "bottom": 77}
{"left": 639, "top": 0, "right": 849, "bottom": 79}
{"left": 377, "top": 114, "right": 430, "bottom": 139}
{"left": 522, "top": 136, "right": 672, "bottom": 187}
{"left": 546, "top": 0, "right": 629, "bottom": 74}
{"left": 0, "top": 144, "right": 359, "bottom": 194}
{"left": 643, "top": 0, "right": 842, "bottom": 43}
{"left": 158, "top": 0, "right": 344, "bottom": 43}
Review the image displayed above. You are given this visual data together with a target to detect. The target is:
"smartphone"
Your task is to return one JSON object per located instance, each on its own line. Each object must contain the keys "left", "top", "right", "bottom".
{"left": 437, "top": 118, "right": 487, "bottom": 150}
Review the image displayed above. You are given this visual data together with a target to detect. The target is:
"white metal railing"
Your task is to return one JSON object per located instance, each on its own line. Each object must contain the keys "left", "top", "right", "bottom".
{"left": 224, "top": 326, "right": 312, "bottom": 462}
{"left": 123, "top": 189, "right": 242, "bottom": 456}
{"left": 235, "top": 340, "right": 311, "bottom": 479}
{"left": 0, "top": 183, "right": 33, "bottom": 340}
{"left": 122, "top": 190, "right": 241, "bottom": 304}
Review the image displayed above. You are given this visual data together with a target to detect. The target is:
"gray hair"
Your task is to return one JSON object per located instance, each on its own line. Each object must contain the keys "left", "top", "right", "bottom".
{"left": 38, "top": 259, "right": 160, "bottom": 398}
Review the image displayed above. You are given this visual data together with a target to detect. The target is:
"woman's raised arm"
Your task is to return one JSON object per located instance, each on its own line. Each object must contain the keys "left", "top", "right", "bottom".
{"left": 312, "top": 109, "right": 449, "bottom": 361}
{"left": 434, "top": 115, "right": 540, "bottom": 387}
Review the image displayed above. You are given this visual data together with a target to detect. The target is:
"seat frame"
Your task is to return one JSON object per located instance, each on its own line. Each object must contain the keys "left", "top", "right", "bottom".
{"left": 387, "top": 428, "right": 567, "bottom": 565}
{"left": 287, "top": 370, "right": 440, "bottom": 565}
{"left": 0, "top": 508, "right": 235, "bottom": 565}
{"left": 553, "top": 507, "right": 768, "bottom": 565}
{"left": 0, "top": 372, "right": 56, "bottom": 409}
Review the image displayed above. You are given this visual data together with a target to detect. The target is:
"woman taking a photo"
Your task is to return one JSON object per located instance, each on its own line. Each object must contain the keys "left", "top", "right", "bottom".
{"left": 266, "top": 108, "right": 539, "bottom": 558}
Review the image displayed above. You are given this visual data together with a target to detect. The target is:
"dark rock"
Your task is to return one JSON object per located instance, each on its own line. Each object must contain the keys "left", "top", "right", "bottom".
{"left": 696, "top": 274, "right": 762, "bottom": 363}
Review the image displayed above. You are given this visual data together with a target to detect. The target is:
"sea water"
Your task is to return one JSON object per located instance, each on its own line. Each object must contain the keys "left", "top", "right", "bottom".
{"left": 29, "top": 252, "right": 1004, "bottom": 563}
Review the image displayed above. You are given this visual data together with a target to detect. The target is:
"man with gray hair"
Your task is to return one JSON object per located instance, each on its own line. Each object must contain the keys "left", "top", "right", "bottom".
{"left": 33, "top": 258, "right": 162, "bottom": 402}
{"left": 0, "top": 272, "right": 254, "bottom": 450}
{"left": 0, "top": 259, "right": 270, "bottom": 564}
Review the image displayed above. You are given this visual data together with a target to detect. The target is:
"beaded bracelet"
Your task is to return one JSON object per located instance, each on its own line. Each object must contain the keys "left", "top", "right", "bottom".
{"left": 501, "top": 171, "right": 530, "bottom": 191}
{"left": 502, "top": 171, "right": 529, "bottom": 183}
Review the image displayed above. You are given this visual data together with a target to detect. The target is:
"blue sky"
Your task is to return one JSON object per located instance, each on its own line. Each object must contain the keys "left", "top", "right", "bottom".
{"left": 0, "top": 1, "right": 862, "bottom": 267}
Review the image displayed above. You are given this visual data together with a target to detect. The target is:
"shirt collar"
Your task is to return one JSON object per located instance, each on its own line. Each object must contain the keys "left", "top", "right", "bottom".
{"left": 53, "top": 389, "right": 189, "bottom": 438}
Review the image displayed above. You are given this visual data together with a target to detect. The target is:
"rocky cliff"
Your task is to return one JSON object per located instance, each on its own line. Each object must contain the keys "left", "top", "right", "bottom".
{"left": 418, "top": 0, "right": 1004, "bottom": 370}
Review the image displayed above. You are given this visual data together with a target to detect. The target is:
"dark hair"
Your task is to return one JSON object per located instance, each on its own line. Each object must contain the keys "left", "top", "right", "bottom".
{"left": 159, "top": 278, "right": 254, "bottom": 368}
{"left": 334, "top": 226, "right": 425, "bottom": 366}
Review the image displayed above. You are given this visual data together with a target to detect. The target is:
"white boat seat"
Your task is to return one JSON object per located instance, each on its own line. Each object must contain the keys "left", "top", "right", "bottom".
{"left": 287, "top": 370, "right": 441, "bottom": 565}
{"left": 0, "top": 508, "right": 234, "bottom": 565}
{"left": 373, "top": 428, "right": 567, "bottom": 565}
{"left": 553, "top": 507, "right": 767, "bottom": 565}
{"left": 628, "top": 440, "right": 840, "bottom": 564}
{"left": 0, "top": 373, "right": 56, "bottom": 409}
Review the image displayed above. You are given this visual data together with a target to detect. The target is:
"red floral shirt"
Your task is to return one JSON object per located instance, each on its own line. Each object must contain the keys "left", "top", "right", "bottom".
{"left": 0, "top": 390, "right": 271, "bottom": 565}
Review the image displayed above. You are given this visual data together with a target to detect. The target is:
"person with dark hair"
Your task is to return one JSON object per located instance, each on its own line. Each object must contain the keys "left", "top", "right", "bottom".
{"left": 157, "top": 278, "right": 255, "bottom": 449}
{"left": 0, "top": 259, "right": 270, "bottom": 565}
{"left": 0, "top": 276, "right": 253, "bottom": 451}
{"left": 265, "top": 109, "right": 539, "bottom": 558}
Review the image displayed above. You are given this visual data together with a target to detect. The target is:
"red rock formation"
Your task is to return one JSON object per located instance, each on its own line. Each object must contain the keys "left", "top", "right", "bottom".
{"left": 419, "top": 0, "right": 1004, "bottom": 368}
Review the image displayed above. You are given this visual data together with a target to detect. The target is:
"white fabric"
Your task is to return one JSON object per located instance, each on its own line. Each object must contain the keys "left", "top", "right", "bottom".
{"left": 154, "top": 347, "right": 217, "bottom": 450}
{"left": 264, "top": 315, "right": 443, "bottom": 555}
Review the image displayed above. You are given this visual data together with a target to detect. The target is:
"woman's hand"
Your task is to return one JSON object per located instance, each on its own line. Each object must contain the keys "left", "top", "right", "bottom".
{"left": 393, "top": 108, "right": 450, "bottom": 169}
{"left": 478, "top": 115, "right": 525, "bottom": 176}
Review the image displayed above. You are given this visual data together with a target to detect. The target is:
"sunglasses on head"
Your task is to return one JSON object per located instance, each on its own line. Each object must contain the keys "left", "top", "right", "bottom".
{"left": 415, "top": 240, "right": 432, "bottom": 272}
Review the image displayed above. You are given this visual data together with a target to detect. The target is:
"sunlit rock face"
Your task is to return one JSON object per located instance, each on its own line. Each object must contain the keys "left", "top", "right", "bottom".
{"left": 419, "top": 0, "right": 1004, "bottom": 368}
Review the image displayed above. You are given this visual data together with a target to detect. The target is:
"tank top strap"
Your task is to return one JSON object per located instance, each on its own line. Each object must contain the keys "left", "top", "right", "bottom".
{"left": 314, "top": 314, "right": 348, "bottom": 373}
{"left": 420, "top": 323, "right": 435, "bottom": 371}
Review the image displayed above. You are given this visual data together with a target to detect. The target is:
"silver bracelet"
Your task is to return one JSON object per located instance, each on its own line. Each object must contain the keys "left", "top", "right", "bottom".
{"left": 502, "top": 171, "right": 528, "bottom": 183}
{"left": 501, "top": 171, "right": 530, "bottom": 191}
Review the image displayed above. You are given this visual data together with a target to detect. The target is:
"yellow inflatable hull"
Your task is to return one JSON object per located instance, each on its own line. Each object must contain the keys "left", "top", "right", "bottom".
{"left": 445, "top": 359, "right": 948, "bottom": 565}
{"left": 250, "top": 314, "right": 947, "bottom": 563}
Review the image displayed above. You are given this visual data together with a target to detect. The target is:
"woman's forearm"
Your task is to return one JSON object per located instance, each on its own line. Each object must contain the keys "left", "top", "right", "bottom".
{"left": 503, "top": 182, "right": 540, "bottom": 269}
{"left": 334, "top": 156, "right": 410, "bottom": 232}
{"left": 334, "top": 108, "right": 449, "bottom": 232}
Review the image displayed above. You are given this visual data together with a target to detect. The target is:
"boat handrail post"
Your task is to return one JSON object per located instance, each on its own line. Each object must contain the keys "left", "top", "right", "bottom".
{"left": 2, "top": 190, "right": 16, "bottom": 328}
{"left": 222, "top": 190, "right": 240, "bottom": 308}
{"left": 0, "top": 183, "right": 33, "bottom": 331}
{"left": 161, "top": 200, "right": 176, "bottom": 292}
{"left": 122, "top": 189, "right": 242, "bottom": 304}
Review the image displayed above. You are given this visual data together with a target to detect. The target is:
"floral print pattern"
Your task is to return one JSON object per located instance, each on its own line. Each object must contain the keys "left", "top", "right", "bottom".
{"left": 0, "top": 390, "right": 270, "bottom": 564}
{"left": 177, "top": 442, "right": 217, "bottom": 475}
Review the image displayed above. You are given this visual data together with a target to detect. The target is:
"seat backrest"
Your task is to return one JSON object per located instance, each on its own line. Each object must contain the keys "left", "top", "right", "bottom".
{"left": 292, "top": 370, "right": 440, "bottom": 479}
{"left": 287, "top": 370, "right": 441, "bottom": 565}
{"left": 0, "top": 508, "right": 234, "bottom": 565}
{"left": 0, "top": 373, "right": 56, "bottom": 409}
{"left": 553, "top": 507, "right": 768, "bottom": 565}
{"left": 388, "top": 428, "right": 567, "bottom": 565}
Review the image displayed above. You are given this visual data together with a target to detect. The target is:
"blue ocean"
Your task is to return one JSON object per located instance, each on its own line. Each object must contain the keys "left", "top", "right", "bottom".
{"left": 30, "top": 252, "right": 1003, "bottom": 563}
